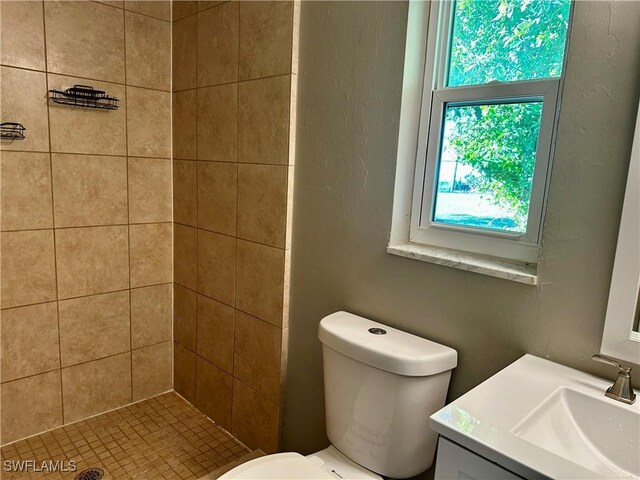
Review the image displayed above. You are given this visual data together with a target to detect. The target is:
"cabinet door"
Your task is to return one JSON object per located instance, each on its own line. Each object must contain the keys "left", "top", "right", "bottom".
{"left": 434, "top": 437, "right": 523, "bottom": 480}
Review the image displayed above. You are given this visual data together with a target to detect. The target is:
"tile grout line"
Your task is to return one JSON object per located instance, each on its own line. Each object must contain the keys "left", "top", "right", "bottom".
{"left": 173, "top": 221, "right": 287, "bottom": 251}
{"left": 0, "top": 147, "right": 289, "bottom": 166}
{"left": 0, "top": 62, "right": 172, "bottom": 94}
{"left": 0, "top": 339, "right": 173, "bottom": 388}
{"left": 39, "top": 0, "right": 66, "bottom": 427}
{"left": 174, "top": 71, "right": 294, "bottom": 94}
{"left": 194, "top": 0, "right": 200, "bottom": 408}
{"left": 93, "top": 0, "right": 173, "bottom": 24}
{"left": 170, "top": 0, "right": 175, "bottom": 399}
{"left": 231, "top": 0, "right": 242, "bottom": 430}
{"left": 123, "top": 4, "right": 134, "bottom": 405}
{"left": 172, "top": 281, "right": 283, "bottom": 329}
{"left": 173, "top": 1, "right": 231, "bottom": 24}
{"left": 1, "top": 220, "right": 174, "bottom": 234}
{"left": 0, "top": 281, "right": 173, "bottom": 312}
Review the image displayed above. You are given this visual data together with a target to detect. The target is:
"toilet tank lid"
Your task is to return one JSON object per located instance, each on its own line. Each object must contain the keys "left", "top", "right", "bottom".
{"left": 318, "top": 312, "right": 457, "bottom": 376}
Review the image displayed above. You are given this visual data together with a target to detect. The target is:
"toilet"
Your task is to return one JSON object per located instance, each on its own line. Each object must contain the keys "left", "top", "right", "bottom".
{"left": 219, "top": 311, "right": 457, "bottom": 479}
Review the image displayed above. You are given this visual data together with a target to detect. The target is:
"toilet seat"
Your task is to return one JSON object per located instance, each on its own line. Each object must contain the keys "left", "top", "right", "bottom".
{"left": 217, "top": 452, "right": 335, "bottom": 479}
{"left": 218, "top": 446, "right": 382, "bottom": 480}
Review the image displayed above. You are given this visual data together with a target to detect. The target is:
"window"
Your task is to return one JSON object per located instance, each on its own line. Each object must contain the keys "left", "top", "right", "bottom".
{"left": 406, "top": 0, "right": 572, "bottom": 264}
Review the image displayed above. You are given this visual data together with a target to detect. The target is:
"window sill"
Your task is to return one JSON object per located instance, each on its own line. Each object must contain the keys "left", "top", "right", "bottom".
{"left": 387, "top": 243, "right": 538, "bottom": 285}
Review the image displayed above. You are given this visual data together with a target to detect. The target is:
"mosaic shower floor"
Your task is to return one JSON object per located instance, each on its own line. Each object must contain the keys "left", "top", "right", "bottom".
{"left": 0, "top": 392, "right": 250, "bottom": 480}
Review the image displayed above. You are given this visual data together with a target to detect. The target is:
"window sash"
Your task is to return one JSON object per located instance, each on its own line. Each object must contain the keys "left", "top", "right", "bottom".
{"left": 408, "top": 1, "right": 564, "bottom": 263}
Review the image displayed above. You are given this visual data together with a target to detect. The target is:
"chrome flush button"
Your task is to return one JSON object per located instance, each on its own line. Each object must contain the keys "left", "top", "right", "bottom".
{"left": 368, "top": 327, "right": 387, "bottom": 335}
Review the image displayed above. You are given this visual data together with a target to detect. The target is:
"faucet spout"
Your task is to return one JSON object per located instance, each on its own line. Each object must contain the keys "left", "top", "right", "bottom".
{"left": 592, "top": 354, "right": 636, "bottom": 405}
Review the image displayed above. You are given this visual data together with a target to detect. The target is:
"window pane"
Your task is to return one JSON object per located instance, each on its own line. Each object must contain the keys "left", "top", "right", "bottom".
{"left": 432, "top": 101, "right": 543, "bottom": 233}
{"left": 447, "top": 0, "right": 571, "bottom": 87}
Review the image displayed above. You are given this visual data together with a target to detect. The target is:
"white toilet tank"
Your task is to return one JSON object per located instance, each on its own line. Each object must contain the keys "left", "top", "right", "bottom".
{"left": 318, "top": 312, "right": 457, "bottom": 479}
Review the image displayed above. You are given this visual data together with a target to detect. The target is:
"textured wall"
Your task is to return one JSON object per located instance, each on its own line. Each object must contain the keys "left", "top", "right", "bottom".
{"left": 171, "top": 0, "right": 298, "bottom": 453}
{"left": 284, "top": 0, "right": 640, "bottom": 457}
{"left": 0, "top": 0, "right": 172, "bottom": 445}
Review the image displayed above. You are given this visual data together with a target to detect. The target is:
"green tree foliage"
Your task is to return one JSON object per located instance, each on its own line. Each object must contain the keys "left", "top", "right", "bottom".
{"left": 439, "top": 0, "right": 570, "bottom": 231}
{"left": 448, "top": 0, "right": 572, "bottom": 86}
{"left": 442, "top": 102, "right": 543, "bottom": 231}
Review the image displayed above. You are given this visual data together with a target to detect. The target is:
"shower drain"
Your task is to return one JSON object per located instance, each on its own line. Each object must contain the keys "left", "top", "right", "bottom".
{"left": 74, "top": 468, "right": 104, "bottom": 480}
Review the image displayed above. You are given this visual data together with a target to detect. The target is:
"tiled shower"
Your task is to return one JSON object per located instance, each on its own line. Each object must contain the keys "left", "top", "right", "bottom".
{"left": 0, "top": 0, "right": 298, "bottom": 464}
{"left": 171, "top": 0, "right": 297, "bottom": 454}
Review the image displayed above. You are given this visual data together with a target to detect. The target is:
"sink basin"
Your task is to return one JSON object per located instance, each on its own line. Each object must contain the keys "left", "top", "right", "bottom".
{"left": 430, "top": 355, "right": 640, "bottom": 479}
{"left": 513, "top": 387, "right": 639, "bottom": 479}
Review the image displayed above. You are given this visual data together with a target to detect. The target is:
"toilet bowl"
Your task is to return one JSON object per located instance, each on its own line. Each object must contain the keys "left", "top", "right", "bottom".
{"left": 219, "top": 311, "right": 457, "bottom": 479}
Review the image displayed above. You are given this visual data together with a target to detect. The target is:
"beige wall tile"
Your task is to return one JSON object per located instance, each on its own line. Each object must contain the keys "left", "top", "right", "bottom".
{"left": 0, "top": 152, "right": 53, "bottom": 231}
{"left": 0, "top": 0, "right": 45, "bottom": 70}
{"left": 174, "top": 342, "right": 196, "bottom": 403}
{"left": 173, "top": 91, "right": 197, "bottom": 160}
{"left": 126, "top": 11, "right": 171, "bottom": 90}
{"left": 1, "top": 230, "right": 56, "bottom": 309}
{"left": 130, "top": 223, "right": 172, "bottom": 287}
{"left": 174, "top": 284, "right": 197, "bottom": 350}
{"left": 51, "top": 154, "right": 128, "bottom": 227}
{"left": 174, "top": 224, "right": 197, "bottom": 289}
{"left": 238, "top": 75, "right": 290, "bottom": 165}
{"left": 128, "top": 157, "right": 172, "bottom": 223}
{"left": 197, "top": 84, "right": 237, "bottom": 162}
{"left": 132, "top": 342, "right": 172, "bottom": 401}
{"left": 231, "top": 380, "right": 279, "bottom": 453}
{"left": 45, "top": 1, "right": 125, "bottom": 83}
{"left": 61, "top": 352, "right": 131, "bottom": 423}
{"left": 1, "top": 303, "right": 59, "bottom": 383}
{"left": 55, "top": 226, "right": 129, "bottom": 299}
{"left": 197, "top": 2, "right": 238, "bottom": 87}
{"left": 58, "top": 291, "right": 130, "bottom": 367}
{"left": 239, "top": 1, "right": 293, "bottom": 80}
{"left": 0, "top": 67, "right": 49, "bottom": 152}
{"left": 196, "top": 356, "right": 232, "bottom": 431}
{"left": 197, "top": 230, "right": 236, "bottom": 306}
{"left": 173, "top": 1, "right": 197, "bottom": 21}
{"left": 197, "top": 161, "right": 237, "bottom": 236}
{"left": 234, "top": 311, "right": 282, "bottom": 402}
{"left": 237, "top": 164, "right": 287, "bottom": 248}
{"left": 173, "top": 160, "right": 198, "bottom": 226}
{"left": 1, "top": 371, "right": 63, "bottom": 445}
{"left": 196, "top": 294, "right": 234, "bottom": 373}
{"left": 131, "top": 284, "right": 172, "bottom": 349}
{"left": 127, "top": 87, "right": 171, "bottom": 158}
{"left": 48, "top": 75, "right": 126, "bottom": 156}
{"left": 172, "top": 15, "right": 197, "bottom": 91}
{"left": 125, "top": 1, "right": 171, "bottom": 21}
{"left": 236, "top": 240, "right": 284, "bottom": 326}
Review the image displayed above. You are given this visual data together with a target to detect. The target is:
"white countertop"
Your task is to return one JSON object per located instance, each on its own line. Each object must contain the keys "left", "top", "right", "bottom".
{"left": 429, "top": 354, "right": 640, "bottom": 479}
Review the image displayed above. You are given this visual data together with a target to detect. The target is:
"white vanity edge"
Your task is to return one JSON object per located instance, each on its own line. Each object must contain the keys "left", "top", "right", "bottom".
{"left": 428, "top": 354, "right": 639, "bottom": 480}
{"left": 387, "top": 244, "right": 538, "bottom": 285}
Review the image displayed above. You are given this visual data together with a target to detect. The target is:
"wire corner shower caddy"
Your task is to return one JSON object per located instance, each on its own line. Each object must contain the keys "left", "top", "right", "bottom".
{"left": 0, "top": 122, "right": 26, "bottom": 140}
{"left": 48, "top": 84, "right": 119, "bottom": 110}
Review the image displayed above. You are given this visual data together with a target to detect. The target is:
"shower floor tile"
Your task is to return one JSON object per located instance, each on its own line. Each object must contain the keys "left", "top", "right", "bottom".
{"left": 1, "top": 392, "right": 249, "bottom": 480}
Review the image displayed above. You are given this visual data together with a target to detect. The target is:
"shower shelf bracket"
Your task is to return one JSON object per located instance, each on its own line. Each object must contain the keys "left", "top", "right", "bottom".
{"left": 48, "top": 84, "right": 120, "bottom": 110}
{"left": 0, "top": 122, "right": 26, "bottom": 140}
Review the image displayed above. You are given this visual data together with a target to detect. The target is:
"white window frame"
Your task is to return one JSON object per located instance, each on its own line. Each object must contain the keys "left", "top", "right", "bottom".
{"left": 404, "top": 0, "right": 571, "bottom": 265}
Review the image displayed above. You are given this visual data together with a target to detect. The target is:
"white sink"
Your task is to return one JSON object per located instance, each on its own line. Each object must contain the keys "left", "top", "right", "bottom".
{"left": 430, "top": 355, "right": 640, "bottom": 479}
{"left": 513, "top": 387, "right": 639, "bottom": 479}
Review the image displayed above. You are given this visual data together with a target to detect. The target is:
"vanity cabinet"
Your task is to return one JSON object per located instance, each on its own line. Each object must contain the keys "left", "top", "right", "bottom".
{"left": 434, "top": 437, "right": 523, "bottom": 480}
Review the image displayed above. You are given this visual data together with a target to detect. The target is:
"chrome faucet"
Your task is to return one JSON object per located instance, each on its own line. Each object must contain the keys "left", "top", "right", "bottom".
{"left": 592, "top": 354, "right": 636, "bottom": 405}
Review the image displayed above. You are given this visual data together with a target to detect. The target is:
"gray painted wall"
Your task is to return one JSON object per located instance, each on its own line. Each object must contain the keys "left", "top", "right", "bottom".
{"left": 284, "top": 0, "right": 640, "bottom": 456}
